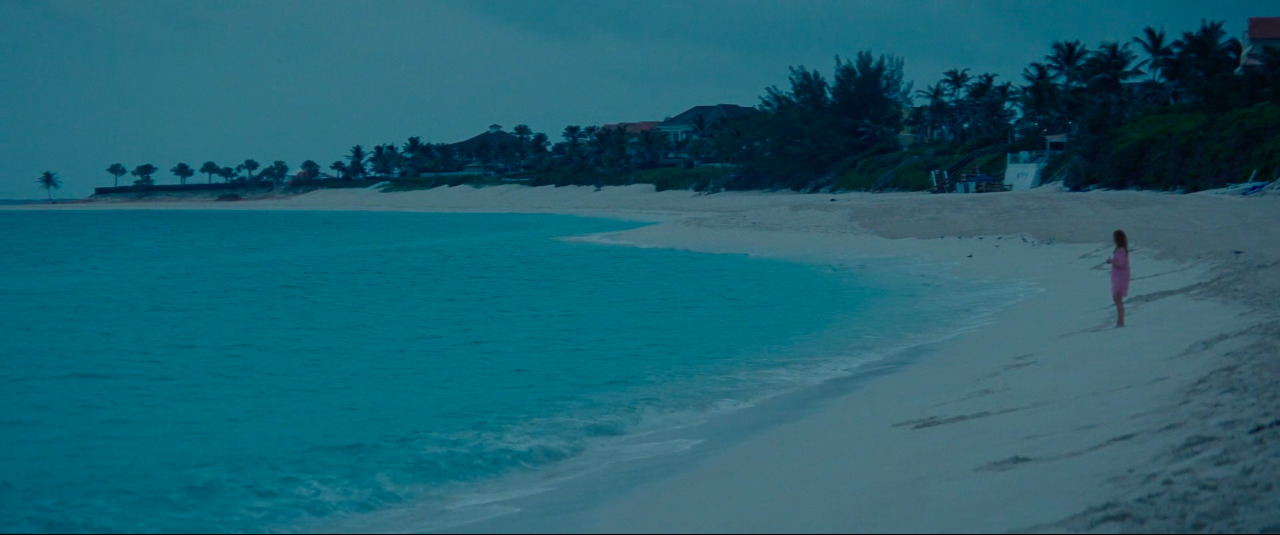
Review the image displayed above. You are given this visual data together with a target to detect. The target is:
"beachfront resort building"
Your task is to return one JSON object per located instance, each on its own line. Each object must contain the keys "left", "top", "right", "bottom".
{"left": 596, "top": 104, "right": 757, "bottom": 164}
{"left": 653, "top": 104, "right": 758, "bottom": 163}
{"left": 656, "top": 104, "right": 756, "bottom": 143}
{"left": 449, "top": 124, "right": 521, "bottom": 153}
{"left": 1247, "top": 17, "right": 1280, "bottom": 51}
{"left": 1242, "top": 17, "right": 1280, "bottom": 69}
{"left": 599, "top": 121, "right": 662, "bottom": 135}
{"left": 448, "top": 125, "right": 522, "bottom": 175}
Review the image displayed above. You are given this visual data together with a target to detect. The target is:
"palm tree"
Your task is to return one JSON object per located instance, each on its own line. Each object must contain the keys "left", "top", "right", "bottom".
{"left": 1133, "top": 26, "right": 1172, "bottom": 81}
{"left": 585, "top": 127, "right": 607, "bottom": 165}
{"left": 940, "top": 68, "right": 974, "bottom": 142}
{"left": 265, "top": 161, "right": 289, "bottom": 185}
{"left": 513, "top": 124, "right": 532, "bottom": 142}
{"left": 131, "top": 164, "right": 158, "bottom": 186}
{"left": 240, "top": 159, "right": 260, "bottom": 181}
{"left": 386, "top": 143, "right": 402, "bottom": 176}
{"left": 988, "top": 81, "right": 1016, "bottom": 137}
{"left": 386, "top": 144, "right": 403, "bottom": 176}
{"left": 257, "top": 165, "right": 277, "bottom": 184}
{"left": 402, "top": 136, "right": 425, "bottom": 176}
{"left": 1167, "top": 20, "right": 1235, "bottom": 105}
{"left": 199, "top": 161, "right": 220, "bottom": 184}
{"left": 968, "top": 73, "right": 997, "bottom": 98}
{"left": 402, "top": 139, "right": 434, "bottom": 177}
{"left": 434, "top": 144, "right": 458, "bottom": 173}
{"left": 218, "top": 166, "right": 235, "bottom": 183}
{"left": 403, "top": 136, "right": 424, "bottom": 155}
{"left": 529, "top": 132, "right": 550, "bottom": 153}
{"left": 1047, "top": 40, "right": 1090, "bottom": 89}
{"left": 562, "top": 125, "right": 583, "bottom": 147}
{"left": 36, "top": 171, "right": 61, "bottom": 203}
{"left": 530, "top": 132, "right": 549, "bottom": 154}
{"left": 1176, "top": 20, "right": 1231, "bottom": 73}
{"left": 106, "top": 163, "right": 127, "bottom": 187}
{"left": 329, "top": 160, "right": 347, "bottom": 179}
{"left": 495, "top": 141, "right": 518, "bottom": 172}
{"left": 170, "top": 162, "right": 195, "bottom": 185}
{"left": 369, "top": 143, "right": 400, "bottom": 178}
{"left": 1084, "top": 42, "right": 1143, "bottom": 98}
{"left": 942, "top": 68, "right": 971, "bottom": 101}
{"left": 346, "top": 145, "right": 366, "bottom": 179}
{"left": 960, "top": 73, "right": 1013, "bottom": 141}
{"left": 369, "top": 145, "right": 387, "bottom": 177}
{"left": 1045, "top": 40, "right": 1090, "bottom": 129}
{"left": 914, "top": 83, "right": 949, "bottom": 141}
{"left": 638, "top": 129, "right": 667, "bottom": 167}
{"left": 1021, "top": 61, "right": 1053, "bottom": 86}
{"left": 562, "top": 125, "right": 583, "bottom": 164}
{"left": 1018, "top": 62, "right": 1062, "bottom": 134}
{"left": 300, "top": 160, "right": 321, "bottom": 180}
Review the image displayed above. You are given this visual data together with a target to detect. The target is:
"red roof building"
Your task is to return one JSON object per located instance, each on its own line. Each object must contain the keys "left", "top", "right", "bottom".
{"left": 1247, "top": 17, "right": 1280, "bottom": 49}
{"left": 1242, "top": 17, "right": 1280, "bottom": 69}
{"left": 599, "top": 121, "right": 661, "bottom": 134}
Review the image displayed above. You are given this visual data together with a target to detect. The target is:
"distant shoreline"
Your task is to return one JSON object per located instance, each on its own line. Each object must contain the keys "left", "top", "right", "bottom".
{"left": 0, "top": 199, "right": 85, "bottom": 205}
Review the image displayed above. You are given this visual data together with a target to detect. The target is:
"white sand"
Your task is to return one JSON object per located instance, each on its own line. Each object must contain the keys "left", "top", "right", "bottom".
{"left": 15, "top": 185, "right": 1280, "bottom": 532}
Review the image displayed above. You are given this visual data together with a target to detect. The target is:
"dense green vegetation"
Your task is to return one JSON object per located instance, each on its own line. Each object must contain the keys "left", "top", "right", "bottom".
{"left": 1100, "top": 103, "right": 1280, "bottom": 191}
{"left": 87, "top": 19, "right": 1279, "bottom": 197}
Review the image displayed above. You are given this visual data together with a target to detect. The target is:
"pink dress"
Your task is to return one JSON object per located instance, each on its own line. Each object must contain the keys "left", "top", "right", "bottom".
{"left": 1110, "top": 247, "right": 1130, "bottom": 298}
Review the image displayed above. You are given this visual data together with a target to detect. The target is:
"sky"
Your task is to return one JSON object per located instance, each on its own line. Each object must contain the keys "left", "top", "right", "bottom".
{"left": 1, "top": 0, "right": 1273, "bottom": 199}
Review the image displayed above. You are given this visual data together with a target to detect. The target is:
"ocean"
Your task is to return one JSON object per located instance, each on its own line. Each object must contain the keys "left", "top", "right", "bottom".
{"left": 0, "top": 209, "right": 1025, "bottom": 533}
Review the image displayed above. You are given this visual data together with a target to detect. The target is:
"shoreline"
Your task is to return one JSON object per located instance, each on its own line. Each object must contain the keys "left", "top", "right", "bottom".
{"left": 9, "top": 185, "right": 1280, "bottom": 532}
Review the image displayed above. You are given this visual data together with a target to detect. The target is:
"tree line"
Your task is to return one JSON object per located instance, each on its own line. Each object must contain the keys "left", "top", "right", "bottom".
{"left": 103, "top": 160, "right": 299, "bottom": 187}
{"left": 707, "top": 19, "right": 1279, "bottom": 191}
{"left": 85, "top": 19, "right": 1280, "bottom": 196}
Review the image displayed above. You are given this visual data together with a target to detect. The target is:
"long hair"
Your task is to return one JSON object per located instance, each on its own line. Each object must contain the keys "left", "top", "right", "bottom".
{"left": 1113, "top": 229, "right": 1128, "bottom": 250}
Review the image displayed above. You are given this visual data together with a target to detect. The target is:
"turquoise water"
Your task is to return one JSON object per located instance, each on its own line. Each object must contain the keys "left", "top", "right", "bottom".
{"left": 0, "top": 210, "right": 1021, "bottom": 533}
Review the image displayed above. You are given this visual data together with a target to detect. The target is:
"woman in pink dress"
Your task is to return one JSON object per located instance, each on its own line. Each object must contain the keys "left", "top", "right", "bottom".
{"left": 1107, "top": 230, "right": 1130, "bottom": 327}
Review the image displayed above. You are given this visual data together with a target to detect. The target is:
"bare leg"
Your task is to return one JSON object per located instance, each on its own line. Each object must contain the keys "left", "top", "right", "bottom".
{"left": 1114, "top": 294, "right": 1125, "bottom": 327}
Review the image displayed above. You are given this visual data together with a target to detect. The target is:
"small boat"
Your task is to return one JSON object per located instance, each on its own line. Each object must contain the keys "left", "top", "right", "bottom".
{"left": 1223, "top": 170, "right": 1273, "bottom": 196}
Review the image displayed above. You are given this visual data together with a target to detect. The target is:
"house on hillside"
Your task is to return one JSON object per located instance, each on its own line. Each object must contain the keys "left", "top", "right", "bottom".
{"left": 596, "top": 121, "right": 667, "bottom": 167}
{"left": 449, "top": 124, "right": 521, "bottom": 149}
{"left": 448, "top": 124, "right": 523, "bottom": 174}
{"left": 654, "top": 104, "right": 757, "bottom": 163}
{"left": 656, "top": 104, "right": 756, "bottom": 143}
{"left": 599, "top": 121, "right": 661, "bottom": 135}
{"left": 1242, "top": 17, "right": 1280, "bottom": 69}
{"left": 1248, "top": 17, "right": 1280, "bottom": 51}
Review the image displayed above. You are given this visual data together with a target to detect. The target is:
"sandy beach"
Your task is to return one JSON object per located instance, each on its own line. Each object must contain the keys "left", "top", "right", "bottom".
{"left": 13, "top": 185, "right": 1280, "bottom": 532}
